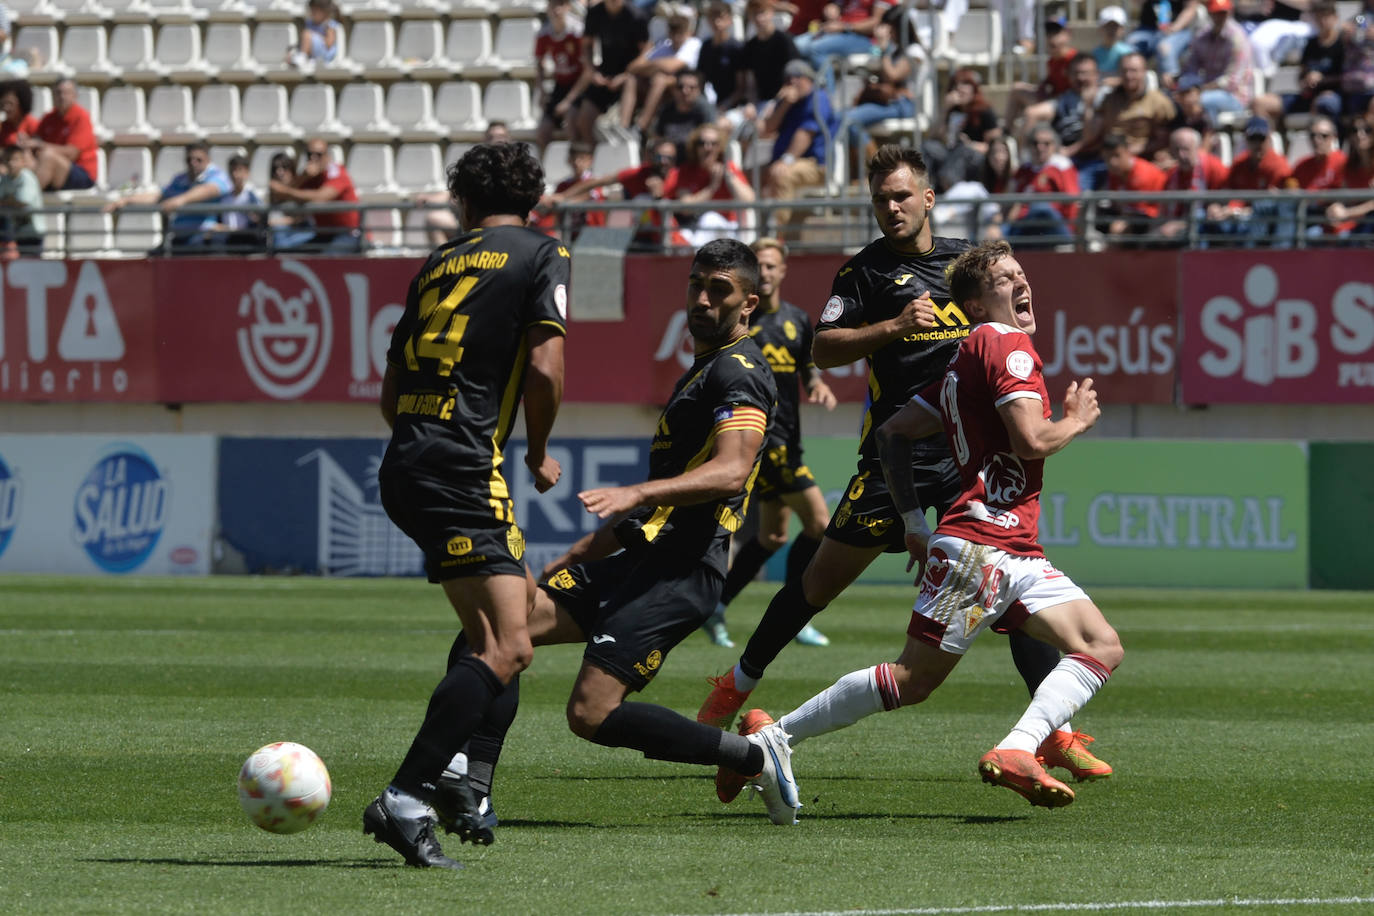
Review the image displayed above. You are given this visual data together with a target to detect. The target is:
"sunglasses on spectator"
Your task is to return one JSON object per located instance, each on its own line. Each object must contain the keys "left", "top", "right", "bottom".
{"left": 307, "top": 150, "right": 327, "bottom": 158}
{"left": 1310, "top": 130, "right": 1334, "bottom": 139}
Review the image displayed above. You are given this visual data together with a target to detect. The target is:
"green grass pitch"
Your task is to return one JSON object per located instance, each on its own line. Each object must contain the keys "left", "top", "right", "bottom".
{"left": 3, "top": 575, "right": 1372, "bottom": 915}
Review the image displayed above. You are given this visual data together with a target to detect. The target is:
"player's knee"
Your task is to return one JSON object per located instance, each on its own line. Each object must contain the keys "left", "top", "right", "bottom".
{"left": 759, "top": 530, "right": 788, "bottom": 551}
{"left": 565, "top": 698, "right": 604, "bottom": 740}
{"left": 1093, "top": 627, "right": 1125, "bottom": 672}
{"left": 893, "top": 668, "right": 938, "bottom": 706}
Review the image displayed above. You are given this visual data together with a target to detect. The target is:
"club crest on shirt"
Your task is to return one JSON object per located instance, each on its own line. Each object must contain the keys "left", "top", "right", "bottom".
{"left": 506, "top": 525, "right": 525, "bottom": 561}
{"left": 1006, "top": 350, "right": 1034, "bottom": 380}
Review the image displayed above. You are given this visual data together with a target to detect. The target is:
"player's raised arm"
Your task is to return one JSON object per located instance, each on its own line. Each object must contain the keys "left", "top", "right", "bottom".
{"left": 523, "top": 325, "right": 565, "bottom": 492}
{"left": 812, "top": 292, "right": 938, "bottom": 367}
{"left": 999, "top": 377, "right": 1101, "bottom": 460}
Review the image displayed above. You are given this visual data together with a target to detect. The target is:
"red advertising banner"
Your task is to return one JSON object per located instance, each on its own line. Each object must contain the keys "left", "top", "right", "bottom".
{"left": 1179, "top": 250, "right": 1374, "bottom": 404}
{"left": 156, "top": 257, "right": 416, "bottom": 402}
{"left": 0, "top": 260, "right": 158, "bottom": 402}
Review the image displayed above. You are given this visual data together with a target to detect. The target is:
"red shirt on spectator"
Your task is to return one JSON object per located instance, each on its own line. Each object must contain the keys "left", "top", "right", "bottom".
{"left": 0, "top": 113, "right": 38, "bottom": 146}
{"left": 1043, "top": 49, "right": 1078, "bottom": 97}
{"left": 535, "top": 26, "right": 584, "bottom": 88}
{"left": 1161, "top": 151, "right": 1228, "bottom": 220}
{"left": 299, "top": 162, "right": 359, "bottom": 229}
{"left": 1225, "top": 147, "right": 1291, "bottom": 191}
{"left": 1330, "top": 159, "right": 1374, "bottom": 234}
{"left": 1013, "top": 155, "right": 1081, "bottom": 221}
{"left": 1291, "top": 150, "right": 1347, "bottom": 190}
{"left": 36, "top": 103, "right": 98, "bottom": 179}
{"left": 1107, "top": 155, "right": 1168, "bottom": 217}
{"left": 662, "top": 162, "right": 750, "bottom": 222}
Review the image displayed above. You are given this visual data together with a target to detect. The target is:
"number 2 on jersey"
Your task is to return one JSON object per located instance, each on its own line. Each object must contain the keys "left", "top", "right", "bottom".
{"left": 405, "top": 275, "right": 478, "bottom": 377}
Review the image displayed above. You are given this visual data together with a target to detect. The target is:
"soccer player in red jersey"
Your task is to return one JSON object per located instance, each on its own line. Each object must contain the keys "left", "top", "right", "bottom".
{"left": 734, "top": 240, "right": 1124, "bottom": 814}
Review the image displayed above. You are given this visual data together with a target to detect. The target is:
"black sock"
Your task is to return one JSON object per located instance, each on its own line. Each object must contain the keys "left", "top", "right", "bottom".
{"left": 1008, "top": 628, "right": 1062, "bottom": 696}
{"left": 591, "top": 702, "right": 762, "bottom": 773}
{"left": 466, "top": 672, "right": 519, "bottom": 799}
{"left": 445, "top": 630, "right": 472, "bottom": 671}
{"left": 392, "top": 655, "right": 503, "bottom": 798}
{"left": 718, "top": 539, "right": 777, "bottom": 608}
{"left": 784, "top": 533, "right": 821, "bottom": 586}
{"left": 738, "top": 580, "right": 826, "bottom": 681}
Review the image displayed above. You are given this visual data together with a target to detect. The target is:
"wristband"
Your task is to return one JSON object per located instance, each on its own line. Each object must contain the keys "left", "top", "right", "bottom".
{"left": 902, "top": 509, "right": 930, "bottom": 537}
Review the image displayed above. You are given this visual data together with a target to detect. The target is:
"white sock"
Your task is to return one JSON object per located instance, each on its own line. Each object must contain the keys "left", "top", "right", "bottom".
{"left": 383, "top": 785, "right": 433, "bottom": 820}
{"left": 733, "top": 663, "right": 761, "bottom": 693}
{"left": 443, "top": 751, "right": 468, "bottom": 779}
{"left": 779, "top": 664, "right": 900, "bottom": 747}
{"left": 999, "top": 654, "right": 1111, "bottom": 753}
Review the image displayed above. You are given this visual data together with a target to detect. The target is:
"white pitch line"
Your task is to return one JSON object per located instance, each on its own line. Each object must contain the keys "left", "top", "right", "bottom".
{"left": 686, "top": 896, "right": 1374, "bottom": 916}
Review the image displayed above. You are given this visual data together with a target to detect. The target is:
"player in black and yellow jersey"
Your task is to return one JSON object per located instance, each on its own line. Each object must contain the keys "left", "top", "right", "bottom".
{"left": 704, "top": 237, "right": 838, "bottom": 650}
{"left": 448, "top": 241, "right": 803, "bottom": 825}
{"left": 363, "top": 142, "right": 568, "bottom": 870}
{"left": 699, "top": 146, "right": 1113, "bottom": 799}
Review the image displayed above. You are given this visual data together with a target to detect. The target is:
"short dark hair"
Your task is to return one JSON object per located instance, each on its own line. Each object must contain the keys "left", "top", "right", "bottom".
{"left": 948, "top": 239, "right": 1014, "bottom": 309}
{"left": 228, "top": 154, "right": 250, "bottom": 171}
{"left": 0, "top": 79, "right": 32, "bottom": 117}
{"left": 1, "top": 144, "right": 22, "bottom": 163}
{"left": 185, "top": 141, "right": 210, "bottom": 155}
{"left": 866, "top": 145, "right": 929, "bottom": 186}
{"left": 449, "top": 141, "right": 545, "bottom": 218}
{"left": 1100, "top": 133, "right": 1130, "bottom": 155}
{"left": 692, "top": 238, "right": 760, "bottom": 296}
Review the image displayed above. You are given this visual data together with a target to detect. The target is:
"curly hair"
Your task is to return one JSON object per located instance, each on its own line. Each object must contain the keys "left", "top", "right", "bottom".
{"left": 449, "top": 142, "right": 545, "bottom": 219}
{"left": 948, "top": 239, "right": 1013, "bottom": 310}
{"left": 692, "top": 238, "right": 759, "bottom": 296}
{"left": 0, "top": 80, "right": 33, "bottom": 119}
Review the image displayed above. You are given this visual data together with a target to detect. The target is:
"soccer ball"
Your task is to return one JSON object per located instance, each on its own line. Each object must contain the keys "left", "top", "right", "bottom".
{"left": 237, "top": 742, "right": 332, "bottom": 834}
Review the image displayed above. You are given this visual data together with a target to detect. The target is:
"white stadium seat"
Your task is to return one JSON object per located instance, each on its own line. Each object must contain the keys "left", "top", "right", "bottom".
{"left": 483, "top": 80, "right": 535, "bottom": 132}
{"left": 396, "top": 20, "right": 451, "bottom": 80}
{"left": 387, "top": 82, "right": 444, "bottom": 141}
{"left": 289, "top": 83, "right": 347, "bottom": 141}
{"left": 496, "top": 0, "right": 544, "bottom": 17}
{"left": 446, "top": 19, "right": 498, "bottom": 77}
{"left": 395, "top": 143, "right": 446, "bottom": 193}
{"left": 350, "top": 21, "right": 406, "bottom": 80}
{"left": 346, "top": 143, "right": 399, "bottom": 196}
{"left": 338, "top": 0, "right": 398, "bottom": 19}
{"left": 241, "top": 83, "right": 298, "bottom": 143}
{"left": 434, "top": 80, "right": 486, "bottom": 141}
{"left": 195, "top": 84, "right": 248, "bottom": 143}
{"left": 205, "top": 23, "right": 259, "bottom": 79}
{"left": 190, "top": 0, "right": 250, "bottom": 21}
{"left": 104, "top": 85, "right": 158, "bottom": 144}
{"left": 592, "top": 141, "right": 638, "bottom": 176}
{"left": 106, "top": 146, "right": 156, "bottom": 191}
{"left": 445, "top": 142, "right": 472, "bottom": 169}
{"left": 104, "top": 0, "right": 154, "bottom": 22}
{"left": 148, "top": 84, "right": 202, "bottom": 144}
{"left": 145, "top": 0, "right": 204, "bottom": 21}
{"left": 396, "top": 0, "right": 445, "bottom": 18}
{"left": 66, "top": 209, "right": 113, "bottom": 256}
{"left": 109, "top": 23, "right": 167, "bottom": 82}
{"left": 114, "top": 209, "right": 163, "bottom": 253}
{"left": 75, "top": 85, "right": 111, "bottom": 142}
{"left": 338, "top": 82, "right": 398, "bottom": 142}
{"left": 362, "top": 205, "right": 403, "bottom": 249}
{"left": 491, "top": 17, "right": 539, "bottom": 79}
{"left": 14, "top": 27, "right": 65, "bottom": 81}
{"left": 51, "top": 0, "right": 111, "bottom": 26}
{"left": 249, "top": 145, "right": 292, "bottom": 191}
{"left": 157, "top": 24, "right": 207, "bottom": 82}
{"left": 944, "top": 9, "right": 1001, "bottom": 70}
{"left": 543, "top": 140, "right": 571, "bottom": 190}
{"left": 61, "top": 25, "right": 119, "bottom": 83}
{"left": 250, "top": 21, "right": 299, "bottom": 80}
{"left": 448, "top": 0, "right": 496, "bottom": 18}
{"left": 30, "top": 86, "right": 53, "bottom": 120}
{"left": 153, "top": 145, "right": 183, "bottom": 187}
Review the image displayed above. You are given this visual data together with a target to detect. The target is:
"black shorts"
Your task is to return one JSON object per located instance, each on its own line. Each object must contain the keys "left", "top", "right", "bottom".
{"left": 582, "top": 82, "right": 619, "bottom": 113}
{"left": 543, "top": 82, "right": 576, "bottom": 120}
{"left": 824, "top": 458, "right": 961, "bottom": 554}
{"left": 540, "top": 551, "right": 723, "bottom": 691}
{"left": 753, "top": 442, "right": 817, "bottom": 502}
{"left": 379, "top": 471, "right": 525, "bottom": 582}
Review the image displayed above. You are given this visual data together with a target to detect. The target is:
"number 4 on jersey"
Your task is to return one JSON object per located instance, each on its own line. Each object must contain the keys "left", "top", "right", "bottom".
{"left": 405, "top": 275, "right": 478, "bottom": 377}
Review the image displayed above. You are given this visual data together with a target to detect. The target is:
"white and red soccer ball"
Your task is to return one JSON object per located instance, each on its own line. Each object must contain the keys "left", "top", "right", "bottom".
{"left": 237, "top": 742, "right": 332, "bottom": 834}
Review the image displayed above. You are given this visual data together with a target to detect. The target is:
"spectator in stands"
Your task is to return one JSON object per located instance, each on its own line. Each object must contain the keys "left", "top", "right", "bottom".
{"left": 1005, "top": 123, "right": 1081, "bottom": 242}
{"left": 1204, "top": 115, "right": 1295, "bottom": 245}
{"left": 654, "top": 70, "right": 717, "bottom": 158}
{"left": 556, "top": 135, "right": 680, "bottom": 249}
{"left": 267, "top": 151, "right": 314, "bottom": 248}
{"left": 1058, "top": 54, "right": 1112, "bottom": 176}
{"left": 1326, "top": 118, "right": 1374, "bottom": 235}
{"left": 931, "top": 135, "right": 1015, "bottom": 241}
{"left": 992, "top": 0, "right": 1038, "bottom": 56}
{"left": 0, "top": 144, "right": 42, "bottom": 257}
{"left": 1153, "top": 0, "right": 1203, "bottom": 80}
{"left": 1094, "top": 6, "right": 1136, "bottom": 78}
{"left": 1077, "top": 52, "right": 1176, "bottom": 187}
{"left": 760, "top": 59, "right": 838, "bottom": 237}
{"left": 535, "top": 0, "right": 585, "bottom": 154}
{"left": 1288, "top": 115, "right": 1346, "bottom": 238}
{"left": 1098, "top": 131, "right": 1168, "bottom": 242}
{"left": 567, "top": 0, "right": 649, "bottom": 144}
{"left": 793, "top": 0, "right": 894, "bottom": 86}
{"left": 28, "top": 79, "right": 98, "bottom": 192}
{"left": 1178, "top": 0, "right": 1255, "bottom": 123}
{"left": 287, "top": 0, "right": 342, "bottom": 69}
{"left": 1158, "top": 125, "right": 1229, "bottom": 240}
{"left": 841, "top": 20, "right": 914, "bottom": 172}
{"left": 418, "top": 124, "right": 509, "bottom": 245}
{"left": 270, "top": 139, "right": 361, "bottom": 253}
{"left": 1252, "top": 1, "right": 1343, "bottom": 129}
{"left": 106, "top": 142, "right": 233, "bottom": 253}
{"left": 629, "top": 12, "right": 702, "bottom": 136}
{"left": 664, "top": 122, "right": 754, "bottom": 246}
{"left": 697, "top": 2, "right": 746, "bottom": 111}
{"left": 726, "top": 0, "right": 801, "bottom": 144}
{"left": 0, "top": 80, "right": 36, "bottom": 147}
{"left": 921, "top": 67, "right": 1002, "bottom": 192}
{"left": 1006, "top": 22, "right": 1078, "bottom": 142}
{"left": 0, "top": 7, "right": 29, "bottom": 78}
{"left": 1341, "top": 7, "right": 1374, "bottom": 118}
{"left": 210, "top": 154, "right": 264, "bottom": 251}
{"left": 1161, "top": 72, "right": 1216, "bottom": 165}
{"left": 1236, "top": 0, "right": 1312, "bottom": 77}
{"left": 536, "top": 140, "right": 605, "bottom": 239}
{"left": 1128, "top": 0, "right": 1178, "bottom": 62}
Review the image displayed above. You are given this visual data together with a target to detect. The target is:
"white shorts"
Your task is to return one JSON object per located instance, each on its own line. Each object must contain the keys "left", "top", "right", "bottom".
{"left": 907, "top": 534, "right": 1089, "bottom": 655}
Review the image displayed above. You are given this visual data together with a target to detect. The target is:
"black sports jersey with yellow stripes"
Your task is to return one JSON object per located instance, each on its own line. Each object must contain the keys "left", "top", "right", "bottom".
{"left": 614, "top": 334, "right": 776, "bottom": 576}
{"left": 816, "top": 235, "right": 972, "bottom": 471}
{"left": 748, "top": 300, "right": 818, "bottom": 450}
{"left": 382, "top": 224, "right": 570, "bottom": 488}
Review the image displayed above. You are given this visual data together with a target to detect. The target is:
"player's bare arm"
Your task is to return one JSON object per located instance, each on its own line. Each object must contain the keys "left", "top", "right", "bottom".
{"left": 999, "top": 378, "right": 1101, "bottom": 460}
{"left": 379, "top": 363, "right": 398, "bottom": 429}
{"left": 806, "top": 377, "right": 838, "bottom": 409}
{"left": 875, "top": 399, "right": 944, "bottom": 574}
{"left": 812, "top": 293, "right": 938, "bottom": 368}
{"left": 523, "top": 327, "right": 565, "bottom": 493}
{"left": 578, "top": 427, "right": 764, "bottom": 519}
